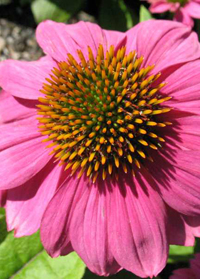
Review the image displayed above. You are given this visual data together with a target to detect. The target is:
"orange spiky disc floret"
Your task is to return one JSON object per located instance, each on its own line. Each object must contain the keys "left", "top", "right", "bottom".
{"left": 37, "top": 44, "right": 172, "bottom": 182}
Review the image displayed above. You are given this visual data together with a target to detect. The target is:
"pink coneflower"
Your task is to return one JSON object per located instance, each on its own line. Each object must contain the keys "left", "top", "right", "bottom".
{"left": 170, "top": 253, "right": 200, "bottom": 279}
{"left": 145, "top": 0, "right": 200, "bottom": 27}
{"left": 1, "top": 19, "right": 200, "bottom": 278}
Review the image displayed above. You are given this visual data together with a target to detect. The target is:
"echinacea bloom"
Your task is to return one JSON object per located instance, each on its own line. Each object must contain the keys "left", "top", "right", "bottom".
{"left": 145, "top": 0, "right": 200, "bottom": 27}
{"left": 1, "top": 19, "right": 200, "bottom": 278}
{"left": 170, "top": 253, "right": 200, "bottom": 279}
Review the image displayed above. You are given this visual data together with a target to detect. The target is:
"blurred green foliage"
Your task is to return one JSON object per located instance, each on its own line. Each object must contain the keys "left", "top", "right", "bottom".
{"left": 0, "top": 0, "right": 200, "bottom": 34}
{"left": 139, "top": 5, "right": 153, "bottom": 22}
{"left": 99, "top": 0, "right": 135, "bottom": 31}
{"left": 1, "top": 0, "right": 147, "bottom": 29}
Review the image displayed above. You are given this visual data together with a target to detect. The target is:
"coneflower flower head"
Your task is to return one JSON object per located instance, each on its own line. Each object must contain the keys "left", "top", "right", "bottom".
{"left": 0, "top": 20, "right": 200, "bottom": 278}
{"left": 37, "top": 44, "right": 171, "bottom": 182}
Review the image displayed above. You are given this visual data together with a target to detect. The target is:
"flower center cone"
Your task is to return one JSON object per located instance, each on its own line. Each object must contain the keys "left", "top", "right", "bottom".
{"left": 37, "top": 44, "right": 172, "bottom": 183}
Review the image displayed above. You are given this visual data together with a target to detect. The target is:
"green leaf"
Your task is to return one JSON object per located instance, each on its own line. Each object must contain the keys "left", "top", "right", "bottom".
{"left": 0, "top": 211, "right": 85, "bottom": 279}
{"left": 139, "top": 5, "right": 153, "bottom": 22}
{"left": 99, "top": 0, "right": 135, "bottom": 32}
{"left": 31, "top": 0, "right": 85, "bottom": 23}
{"left": 0, "top": 207, "right": 5, "bottom": 217}
{"left": 0, "top": 208, "right": 7, "bottom": 244}
{"left": 11, "top": 252, "right": 85, "bottom": 279}
{"left": 31, "top": 0, "right": 71, "bottom": 23}
{"left": 168, "top": 245, "right": 194, "bottom": 263}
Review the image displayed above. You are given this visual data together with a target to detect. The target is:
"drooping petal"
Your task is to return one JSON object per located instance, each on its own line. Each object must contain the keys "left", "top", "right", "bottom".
{"left": 0, "top": 56, "right": 57, "bottom": 100}
{"left": 41, "top": 175, "right": 120, "bottom": 276}
{"left": 36, "top": 20, "right": 125, "bottom": 63}
{"left": 149, "top": 149, "right": 200, "bottom": 216}
{"left": 6, "top": 161, "right": 63, "bottom": 236}
{"left": 70, "top": 179, "right": 121, "bottom": 276}
{"left": 107, "top": 171, "right": 168, "bottom": 278}
{"left": 0, "top": 91, "right": 36, "bottom": 124}
{"left": 126, "top": 20, "right": 200, "bottom": 72}
{"left": 41, "top": 175, "right": 87, "bottom": 257}
{"left": 0, "top": 136, "right": 52, "bottom": 190}
{"left": 167, "top": 206, "right": 198, "bottom": 246}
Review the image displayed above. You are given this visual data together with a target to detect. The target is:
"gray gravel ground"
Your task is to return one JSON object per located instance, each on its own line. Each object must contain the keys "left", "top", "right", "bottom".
{"left": 0, "top": 18, "right": 43, "bottom": 61}
{"left": 0, "top": 12, "right": 95, "bottom": 62}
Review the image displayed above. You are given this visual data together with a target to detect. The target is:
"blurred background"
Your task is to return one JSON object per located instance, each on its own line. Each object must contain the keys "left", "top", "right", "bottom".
{"left": 0, "top": 0, "right": 200, "bottom": 278}
{"left": 0, "top": 0, "right": 141, "bottom": 62}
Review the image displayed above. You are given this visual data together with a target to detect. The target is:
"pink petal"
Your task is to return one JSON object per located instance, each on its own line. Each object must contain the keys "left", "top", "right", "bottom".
{"left": 0, "top": 115, "right": 39, "bottom": 151}
{"left": 167, "top": 206, "right": 197, "bottom": 246}
{"left": 159, "top": 113, "right": 200, "bottom": 151}
{"left": 164, "top": 60, "right": 200, "bottom": 97}
{"left": 183, "top": 2, "right": 200, "bottom": 19}
{"left": 160, "top": 61, "right": 200, "bottom": 115}
{"left": 190, "top": 254, "right": 200, "bottom": 278}
{"left": 36, "top": 21, "right": 125, "bottom": 62}
{"left": 70, "top": 179, "right": 121, "bottom": 276}
{"left": 103, "top": 29, "right": 126, "bottom": 50}
{"left": 0, "top": 91, "right": 36, "bottom": 124}
{"left": 66, "top": 21, "right": 125, "bottom": 54}
{"left": 146, "top": 57, "right": 200, "bottom": 114}
{"left": 41, "top": 175, "right": 120, "bottom": 276}
{"left": 6, "top": 160, "right": 63, "bottom": 236}
{"left": 169, "top": 101, "right": 200, "bottom": 115}
{"left": 173, "top": 115, "right": 200, "bottom": 136}
{"left": 174, "top": 9, "right": 194, "bottom": 27}
{"left": 126, "top": 20, "right": 200, "bottom": 73}
{"left": 170, "top": 269, "right": 195, "bottom": 279}
{"left": 149, "top": 149, "right": 200, "bottom": 216}
{"left": 0, "top": 136, "right": 53, "bottom": 190}
{"left": 165, "top": 132, "right": 200, "bottom": 151}
{"left": 150, "top": 2, "right": 174, "bottom": 13}
{"left": 41, "top": 175, "right": 85, "bottom": 257}
{"left": 0, "top": 56, "right": 57, "bottom": 100}
{"left": 107, "top": 172, "right": 168, "bottom": 278}
{"left": 183, "top": 216, "right": 200, "bottom": 239}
